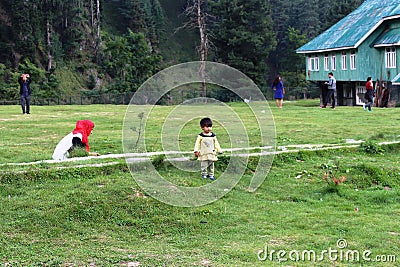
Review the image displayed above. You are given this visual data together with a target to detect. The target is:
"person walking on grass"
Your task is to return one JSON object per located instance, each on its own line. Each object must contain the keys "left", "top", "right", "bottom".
{"left": 194, "top": 117, "right": 222, "bottom": 181}
{"left": 363, "top": 77, "right": 374, "bottom": 112}
{"left": 18, "top": 73, "right": 32, "bottom": 114}
{"left": 272, "top": 75, "right": 285, "bottom": 108}
{"left": 322, "top": 72, "right": 336, "bottom": 109}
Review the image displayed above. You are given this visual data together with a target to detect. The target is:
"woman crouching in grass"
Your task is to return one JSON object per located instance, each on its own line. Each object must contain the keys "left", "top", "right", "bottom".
{"left": 52, "top": 120, "right": 100, "bottom": 160}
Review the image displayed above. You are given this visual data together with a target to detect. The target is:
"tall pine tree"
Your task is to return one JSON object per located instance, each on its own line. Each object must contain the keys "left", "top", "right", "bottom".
{"left": 211, "top": 0, "right": 276, "bottom": 87}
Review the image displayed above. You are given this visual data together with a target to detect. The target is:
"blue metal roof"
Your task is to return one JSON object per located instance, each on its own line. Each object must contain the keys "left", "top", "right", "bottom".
{"left": 392, "top": 73, "right": 400, "bottom": 84}
{"left": 374, "top": 27, "right": 400, "bottom": 46}
{"left": 297, "top": 0, "right": 400, "bottom": 53}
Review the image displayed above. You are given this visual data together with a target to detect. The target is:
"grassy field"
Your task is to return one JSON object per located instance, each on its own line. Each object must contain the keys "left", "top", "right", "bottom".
{"left": 0, "top": 100, "right": 399, "bottom": 266}
{"left": 1, "top": 100, "right": 399, "bottom": 164}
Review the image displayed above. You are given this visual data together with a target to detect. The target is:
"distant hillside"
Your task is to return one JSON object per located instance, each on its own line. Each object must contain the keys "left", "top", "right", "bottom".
{"left": 0, "top": 0, "right": 363, "bottom": 100}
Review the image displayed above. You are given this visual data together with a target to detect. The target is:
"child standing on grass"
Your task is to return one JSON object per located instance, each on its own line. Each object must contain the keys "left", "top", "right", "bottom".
{"left": 194, "top": 117, "right": 222, "bottom": 180}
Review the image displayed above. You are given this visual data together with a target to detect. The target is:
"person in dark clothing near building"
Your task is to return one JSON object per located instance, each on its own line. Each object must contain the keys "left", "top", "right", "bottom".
{"left": 363, "top": 77, "right": 374, "bottom": 112}
{"left": 381, "top": 87, "right": 389, "bottom": 108}
{"left": 322, "top": 72, "right": 336, "bottom": 109}
{"left": 18, "top": 73, "right": 32, "bottom": 114}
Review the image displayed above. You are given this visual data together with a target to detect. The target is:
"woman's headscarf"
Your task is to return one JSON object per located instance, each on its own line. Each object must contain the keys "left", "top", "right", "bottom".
{"left": 72, "top": 120, "right": 95, "bottom": 151}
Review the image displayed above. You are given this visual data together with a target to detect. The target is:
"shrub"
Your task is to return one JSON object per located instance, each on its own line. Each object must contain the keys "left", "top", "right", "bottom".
{"left": 359, "top": 140, "right": 384, "bottom": 154}
{"left": 347, "top": 163, "right": 396, "bottom": 189}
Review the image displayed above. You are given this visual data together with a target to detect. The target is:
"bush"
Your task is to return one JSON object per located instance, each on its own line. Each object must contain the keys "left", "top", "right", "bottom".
{"left": 359, "top": 140, "right": 384, "bottom": 154}
{"left": 347, "top": 163, "right": 398, "bottom": 189}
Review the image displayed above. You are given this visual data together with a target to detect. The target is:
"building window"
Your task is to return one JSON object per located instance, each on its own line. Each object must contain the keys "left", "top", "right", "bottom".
{"left": 356, "top": 84, "right": 366, "bottom": 106}
{"left": 331, "top": 55, "right": 336, "bottom": 70}
{"left": 308, "top": 54, "right": 319, "bottom": 71}
{"left": 341, "top": 51, "right": 347, "bottom": 70}
{"left": 386, "top": 47, "right": 396, "bottom": 68}
{"left": 350, "top": 50, "right": 356, "bottom": 70}
{"left": 314, "top": 55, "right": 319, "bottom": 71}
{"left": 344, "top": 87, "right": 353, "bottom": 98}
{"left": 324, "top": 54, "right": 329, "bottom": 71}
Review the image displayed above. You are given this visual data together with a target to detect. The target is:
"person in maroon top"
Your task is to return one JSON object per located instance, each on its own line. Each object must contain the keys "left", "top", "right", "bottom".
{"left": 363, "top": 77, "right": 374, "bottom": 112}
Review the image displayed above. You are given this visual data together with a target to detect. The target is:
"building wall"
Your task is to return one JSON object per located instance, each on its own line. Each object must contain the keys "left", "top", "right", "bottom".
{"left": 304, "top": 19, "right": 400, "bottom": 84}
{"left": 358, "top": 20, "right": 400, "bottom": 83}
{"left": 305, "top": 49, "right": 364, "bottom": 82}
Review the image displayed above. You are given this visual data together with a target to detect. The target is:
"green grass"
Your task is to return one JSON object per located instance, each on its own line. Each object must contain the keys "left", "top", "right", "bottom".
{"left": 0, "top": 105, "right": 125, "bottom": 164}
{"left": 1, "top": 100, "right": 399, "bottom": 164}
{"left": 1, "top": 150, "right": 399, "bottom": 266}
{"left": 0, "top": 100, "right": 399, "bottom": 266}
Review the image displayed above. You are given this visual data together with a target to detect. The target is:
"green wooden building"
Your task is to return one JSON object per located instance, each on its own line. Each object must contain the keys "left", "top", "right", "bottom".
{"left": 296, "top": 0, "right": 400, "bottom": 107}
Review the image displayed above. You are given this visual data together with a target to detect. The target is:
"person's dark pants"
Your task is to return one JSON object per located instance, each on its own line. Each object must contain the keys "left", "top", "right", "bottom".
{"left": 21, "top": 95, "right": 30, "bottom": 114}
{"left": 68, "top": 137, "right": 86, "bottom": 154}
{"left": 365, "top": 91, "right": 373, "bottom": 111}
{"left": 323, "top": 89, "right": 335, "bottom": 108}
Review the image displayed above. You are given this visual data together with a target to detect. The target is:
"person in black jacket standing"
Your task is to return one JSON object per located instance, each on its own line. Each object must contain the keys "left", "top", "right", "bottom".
{"left": 322, "top": 72, "right": 336, "bottom": 109}
{"left": 18, "top": 73, "right": 32, "bottom": 114}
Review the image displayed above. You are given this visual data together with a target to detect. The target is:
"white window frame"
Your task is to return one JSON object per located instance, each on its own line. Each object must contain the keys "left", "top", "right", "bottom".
{"left": 308, "top": 55, "right": 320, "bottom": 71}
{"left": 350, "top": 51, "right": 356, "bottom": 70}
{"left": 341, "top": 52, "right": 347, "bottom": 70}
{"left": 314, "top": 55, "right": 319, "bottom": 71}
{"left": 324, "top": 56, "right": 329, "bottom": 71}
{"left": 331, "top": 55, "right": 336, "bottom": 71}
{"left": 386, "top": 47, "right": 396, "bottom": 68}
{"left": 356, "top": 84, "right": 366, "bottom": 105}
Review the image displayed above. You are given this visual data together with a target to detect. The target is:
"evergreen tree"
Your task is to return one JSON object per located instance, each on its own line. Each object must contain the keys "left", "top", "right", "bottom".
{"left": 268, "top": 0, "right": 291, "bottom": 75}
{"left": 0, "top": 1, "right": 14, "bottom": 66}
{"left": 318, "top": 0, "right": 332, "bottom": 31}
{"left": 117, "top": 0, "right": 165, "bottom": 49}
{"left": 279, "top": 27, "right": 309, "bottom": 93}
{"left": 59, "top": 0, "right": 87, "bottom": 58}
{"left": 329, "top": 0, "right": 364, "bottom": 27}
{"left": 211, "top": 0, "right": 276, "bottom": 87}
{"left": 101, "top": 30, "right": 161, "bottom": 93}
{"left": 10, "top": 1, "right": 37, "bottom": 64}
{"left": 148, "top": 0, "right": 166, "bottom": 48}
{"left": 118, "top": 0, "right": 146, "bottom": 32}
{"left": 289, "top": 0, "right": 320, "bottom": 39}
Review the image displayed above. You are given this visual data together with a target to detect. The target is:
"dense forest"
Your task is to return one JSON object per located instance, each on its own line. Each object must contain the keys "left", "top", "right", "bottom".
{"left": 0, "top": 0, "right": 363, "bottom": 100}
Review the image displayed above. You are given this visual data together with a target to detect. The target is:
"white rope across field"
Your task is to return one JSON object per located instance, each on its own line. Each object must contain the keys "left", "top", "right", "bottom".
{"left": 2, "top": 141, "right": 399, "bottom": 168}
